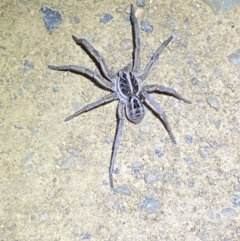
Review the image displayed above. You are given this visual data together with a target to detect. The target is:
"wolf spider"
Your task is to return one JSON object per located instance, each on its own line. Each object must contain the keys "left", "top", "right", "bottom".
{"left": 48, "top": 4, "right": 191, "bottom": 188}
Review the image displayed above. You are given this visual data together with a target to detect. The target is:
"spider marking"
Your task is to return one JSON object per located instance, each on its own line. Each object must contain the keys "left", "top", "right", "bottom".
{"left": 48, "top": 4, "right": 191, "bottom": 189}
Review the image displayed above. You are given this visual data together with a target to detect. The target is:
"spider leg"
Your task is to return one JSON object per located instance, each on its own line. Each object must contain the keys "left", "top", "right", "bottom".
{"left": 72, "top": 36, "right": 117, "bottom": 81}
{"left": 130, "top": 4, "right": 141, "bottom": 72}
{"left": 48, "top": 65, "right": 113, "bottom": 90}
{"left": 109, "top": 101, "right": 125, "bottom": 188}
{"left": 138, "top": 36, "right": 173, "bottom": 81}
{"left": 142, "top": 91, "right": 176, "bottom": 144}
{"left": 64, "top": 92, "right": 118, "bottom": 122}
{"left": 143, "top": 84, "right": 191, "bottom": 104}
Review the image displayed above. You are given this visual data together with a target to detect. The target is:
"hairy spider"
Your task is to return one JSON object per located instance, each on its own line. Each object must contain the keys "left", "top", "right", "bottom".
{"left": 48, "top": 4, "right": 191, "bottom": 188}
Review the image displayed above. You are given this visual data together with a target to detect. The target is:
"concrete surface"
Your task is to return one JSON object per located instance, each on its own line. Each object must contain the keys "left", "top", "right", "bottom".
{"left": 0, "top": 0, "right": 239, "bottom": 240}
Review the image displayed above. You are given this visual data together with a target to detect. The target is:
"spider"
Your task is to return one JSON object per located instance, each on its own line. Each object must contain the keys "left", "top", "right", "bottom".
{"left": 48, "top": 4, "right": 191, "bottom": 189}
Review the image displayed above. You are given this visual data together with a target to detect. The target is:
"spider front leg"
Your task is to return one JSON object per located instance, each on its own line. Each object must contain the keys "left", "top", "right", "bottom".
{"left": 130, "top": 4, "right": 141, "bottom": 72}
{"left": 64, "top": 92, "right": 118, "bottom": 122}
{"left": 142, "top": 91, "right": 176, "bottom": 144}
{"left": 72, "top": 36, "right": 117, "bottom": 81}
{"left": 109, "top": 101, "right": 125, "bottom": 188}
{"left": 143, "top": 84, "right": 192, "bottom": 104}
{"left": 48, "top": 65, "right": 113, "bottom": 90}
{"left": 139, "top": 36, "right": 173, "bottom": 81}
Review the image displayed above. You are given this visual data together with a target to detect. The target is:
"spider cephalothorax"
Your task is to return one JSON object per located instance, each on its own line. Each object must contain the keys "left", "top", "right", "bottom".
{"left": 48, "top": 4, "right": 191, "bottom": 188}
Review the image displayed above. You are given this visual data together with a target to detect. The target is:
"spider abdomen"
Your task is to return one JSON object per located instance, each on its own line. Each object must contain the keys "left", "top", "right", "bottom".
{"left": 125, "top": 95, "right": 145, "bottom": 124}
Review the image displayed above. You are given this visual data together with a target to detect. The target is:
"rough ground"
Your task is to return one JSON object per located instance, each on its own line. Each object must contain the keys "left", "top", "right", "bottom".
{"left": 0, "top": 0, "right": 239, "bottom": 240}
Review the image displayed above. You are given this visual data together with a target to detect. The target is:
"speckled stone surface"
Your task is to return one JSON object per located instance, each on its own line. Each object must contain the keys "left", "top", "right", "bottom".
{"left": 0, "top": 0, "right": 240, "bottom": 240}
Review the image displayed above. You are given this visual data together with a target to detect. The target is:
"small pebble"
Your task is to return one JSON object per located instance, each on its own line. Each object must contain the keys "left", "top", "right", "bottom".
{"left": 186, "top": 56, "right": 196, "bottom": 64}
{"left": 100, "top": 13, "right": 113, "bottom": 24}
{"left": 131, "top": 162, "right": 141, "bottom": 174}
{"left": 113, "top": 168, "right": 119, "bottom": 175}
{"left": 146, "top": 198, "right": 159, "bottom": 213}
{"left": 207, "top": 35, "right": 211, "bottom": 42}
{"left": 139, "top": 122, "right": 150, "bottom": 132}
{"left": 116, "top": 186, "right": 131, "bottom": 195}
{"left": 214, "top": 119, "right": 221, "bottom": 129}
{"left": 155, "top": 149, "right": 164, "bottom": 158}
{"left": 188, "top": 67, "right": 196, "bottom": 76}
{"left": 23, "top": 79, "right": 31, "bottom": 89}
{"left": 214, "top": 69, "right": 221, "bottom": 78}
{"left": 203, "top": 0, "right": 240, "bottom": 14}
{"left": 234, "top": 184, "right": 240, "bottom": 192}
{"left": 191, "top": 77, "right": 199, "bottom": 85}
{"left": 227, "top": 84, "right": 234, "bottom": 90}
{"left": 52, "top": 86, "right": 59, "bottom": 93}
{"left": 232, "top": 194, "right": 240, "bottom": 207}
{"left": 4, "top": 219, "right": 16, "bottom": 231}
{"left": 40, "top": 6, "right": 62, "bottom": 34}
{"left": 144, "top": 173, "right": 158, "bottom": 184}
{"left": 67, "top": 146, "right": 81, "bottom": 156}
{"left": 80, "top": 232, "right": 91, "bottom": 240}
{"left": 140, "top": 196, "right": 151, "bottom": 209}
{"left": 183, "top": 157, "right": 193, "bottom": 164}
{"left": 199, "top": 146, "right": 211, "bottom": 158}
{"left": 22, "top": 60, "right": 34, "bottom": 73}
{"left": 132, "top": 166, "right": 141, "bottom": 174}
{"left": 125, "top": 5, "right": 131, "bottom": 14}
{"left": 14, "top": 125, "right": 23, "bottom": 130}
{"left": 206, "top": 95, "right": 220, "bottom": 110}
{"left": 70, "top": 101, "right": 81, "bottom": 112}
{"left": 141, "top": 20, "right": 153, "bottom": 33}
{"left": 229, "top": 22, "right": 235, "bottom": 28}
{"left": 185, "top": 135, "right": 193, "bottom": 143}
{"left": 189, "top": 2, "right": 200, "bottom": 11}
{"left": 56, "top": 155, "right": 75, "bottom": 170}
{"left": 18, "top": 87, "right": 23, "bottom": 96}
{"left": 40, "top": 212, "right": 49, "bottom": 221}
{"left": 164, "top": 173, "right": 173, "bottom": 179}
{"left": 136, "top": 0, "right": 146, "bottom": 7}
{"left": 221, "top": 208, "right": 237, "bottom": 217}
{"left": 120, "top": 39, "right": 132, "bottom": 50}
{"left": 26, "top": 164, "right": 34, "bottom": 172}
{"left": 74, "top": 159, "right": 85, "bottom": 171}
{"left": 116, "top": 6, "right": 124, "bottom": 13}
{"left": 23, "top": 60, "right": 34, "bottom": 71}
{"left": 188, "top": 181, "right": 194, "bottom": 187}
{"left": 140, "top": 196, "right": 159, "bottom": 213}
{"left": 72, "top": 16, "right": 80, "bottom": 24}
{"left": 105, "top": 137, "right": 113, "bottom": 144}
{"left": 231, "top": 169, "right": 240, "bottom": 178}
{"left": 228, "top": 48, "right": 240, "bottom": 66}
{"left": 58, "top": 204, "right": 65, "bottom": 212}
{"left": 10, "top": 93, "right": 17, "bottom": 102}
{"left": 17, "top": 0, "right": 27, "bottom": 7}
{"left": 30, "top": 9, "right": 35, "bottom": 16}
{"left": 21, "top": 152, "right": 35, "bottom": 163}
{"left": 185, "top": 22, "right": 191, "bottom": 31}
{"left": 181, "top": 38, "right": 188, "bottom": 48}
{"left": 38, "top": 111, "right": 44, "bottom": 116}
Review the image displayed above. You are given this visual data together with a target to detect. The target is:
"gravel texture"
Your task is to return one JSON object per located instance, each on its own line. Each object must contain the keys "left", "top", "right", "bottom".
{"left": 0, "top": 1, "right": 240, "bottom": 240}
